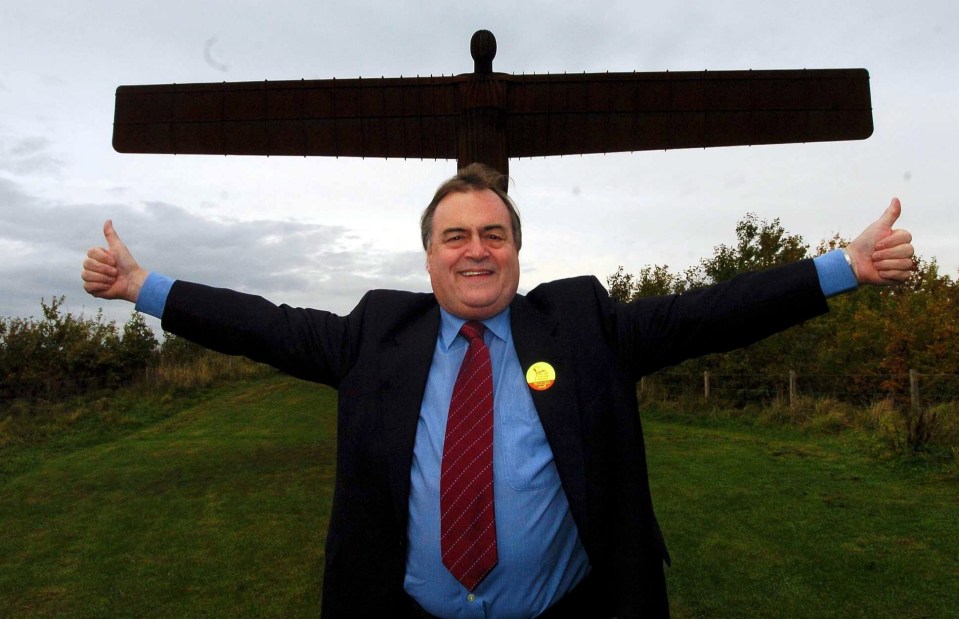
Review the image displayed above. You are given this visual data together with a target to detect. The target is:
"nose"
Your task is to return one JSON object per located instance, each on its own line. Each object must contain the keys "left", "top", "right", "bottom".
{"left": 464, "top": 234, "right": 490, "bottom": 259}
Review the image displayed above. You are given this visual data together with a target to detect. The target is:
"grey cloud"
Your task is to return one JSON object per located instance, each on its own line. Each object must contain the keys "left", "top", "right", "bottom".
{"left": 0, "top": 179, "right": 431, "bottom": 323}
{"left": 10, "top": 137, "right": 49, "bottom": 157}
{"left": 0, "top": 133, "right": 63, "bottom": 176}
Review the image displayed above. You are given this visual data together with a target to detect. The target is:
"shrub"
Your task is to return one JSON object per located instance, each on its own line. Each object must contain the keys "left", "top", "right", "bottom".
{"left": 0, "top": 298, "right": 157, "bottom": 403}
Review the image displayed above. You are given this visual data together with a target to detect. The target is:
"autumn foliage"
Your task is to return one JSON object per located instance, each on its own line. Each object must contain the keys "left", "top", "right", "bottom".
{"left": 609, "top": 213, "right": 958, "bottom": 453}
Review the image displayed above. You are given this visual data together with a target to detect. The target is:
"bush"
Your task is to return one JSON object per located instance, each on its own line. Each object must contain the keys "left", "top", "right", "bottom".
{"left": 872, "top": 399, "right": 959, "bottom": 456}
{"left": 0, "top": 297, "right": 157, "bottom": 404}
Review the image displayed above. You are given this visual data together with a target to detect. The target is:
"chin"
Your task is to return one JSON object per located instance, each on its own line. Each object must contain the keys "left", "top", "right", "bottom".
{"left": 460, "top": 297, "right": 512, "bottom": 320}
{"left": 452, "top": 306, "right": 493, "bottom": 320}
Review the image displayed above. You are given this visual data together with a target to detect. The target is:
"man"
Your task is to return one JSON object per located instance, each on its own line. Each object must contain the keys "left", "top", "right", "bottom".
{"left": 82, "top": 164, "right": 915, "bottom": 618}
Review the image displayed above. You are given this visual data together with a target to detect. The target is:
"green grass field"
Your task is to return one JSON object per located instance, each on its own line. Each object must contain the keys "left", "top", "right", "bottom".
{"left": 2, "top": 375, "right": 956, "bottom": 617}
{"left": 648, "top": 419, "right": 958, "bottom": 618}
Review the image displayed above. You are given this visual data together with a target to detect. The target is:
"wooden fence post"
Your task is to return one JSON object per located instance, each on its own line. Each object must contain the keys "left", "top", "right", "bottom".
{"left": 789, "top": 370, "right": 797, "bottom": 408}
{"left": 704, "top": 371, "right": 710, "bottom": 402}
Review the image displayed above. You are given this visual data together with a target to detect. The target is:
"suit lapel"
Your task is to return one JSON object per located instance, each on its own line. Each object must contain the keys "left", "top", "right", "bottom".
{"left": 509, "top": 296, "right": 590, "bottom": 535}
{"left": 380, "top": 304, "right": 440, "bottom": 534}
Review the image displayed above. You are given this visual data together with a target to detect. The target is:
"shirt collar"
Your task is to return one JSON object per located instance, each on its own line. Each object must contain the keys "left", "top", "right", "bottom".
{"left": 438, "top": 306, "right": 510, "bottom": 351}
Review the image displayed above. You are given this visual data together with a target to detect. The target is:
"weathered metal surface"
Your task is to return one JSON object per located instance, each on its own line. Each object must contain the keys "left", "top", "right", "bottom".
{"left": 113, "top": 30, "right": 872, "bottom": 177}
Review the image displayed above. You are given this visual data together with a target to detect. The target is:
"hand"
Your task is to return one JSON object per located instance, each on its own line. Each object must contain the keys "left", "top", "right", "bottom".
{"left": 845, "top": 198, "right": 915, "bottom": 285}
{"left": 81, "top": 220, "right": 149, "bottom": 302}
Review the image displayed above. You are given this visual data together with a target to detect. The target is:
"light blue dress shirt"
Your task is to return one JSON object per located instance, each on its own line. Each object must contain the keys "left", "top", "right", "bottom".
{"left": 403, "top": 308, "right": 589, "bottom": 618}
{"left": 134, "top": 250, "right": 857, "bottom": 618}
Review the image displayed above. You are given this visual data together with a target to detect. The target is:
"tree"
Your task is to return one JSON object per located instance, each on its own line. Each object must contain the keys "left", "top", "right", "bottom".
{"left": 120, "top": 312, "right": 158, "bottom": 373}
{"left": 606, "top": 212, "right": 959, "bottom": 411}
{"left": 684, "top": 212, "right": 809, "bottom": 290}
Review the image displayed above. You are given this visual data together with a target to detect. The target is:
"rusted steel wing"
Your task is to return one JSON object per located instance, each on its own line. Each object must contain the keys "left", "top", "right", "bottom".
{"left": 113, "top": 76, "right": 463, "bottom": 159}
{"left": 505, "top": 68, "right": 872, "bottom": 156}
{"left": 112, "top": 30, "right": 872, "bottom": 177}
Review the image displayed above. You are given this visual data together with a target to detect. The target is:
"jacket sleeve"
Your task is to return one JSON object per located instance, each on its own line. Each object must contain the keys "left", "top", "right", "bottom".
{"left": 161, "top": 280, "right": 368, "bottom": 387}
{"left": 609, "top": 259, "right": 829, "bottom": 377}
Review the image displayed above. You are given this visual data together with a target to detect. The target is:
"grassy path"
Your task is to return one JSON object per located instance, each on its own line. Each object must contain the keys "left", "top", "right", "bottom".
{"left": 2, "top": 376, "right": 956, "bottom": 617}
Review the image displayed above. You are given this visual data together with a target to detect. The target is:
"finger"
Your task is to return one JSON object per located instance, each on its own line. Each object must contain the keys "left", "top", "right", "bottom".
{"left": 873, "top": 246, "right": 914, "bottom": 263}
{"left": 82, "top": 280, "right": 113, "bottom": 295}
{"left": 81, "top": 265, "right": 116, "bottom": 284}
{"left": 877, "top": 269, "right": 913, "bottom": 283}
{"left": 875, "top": 228, "right": 912, "bottom": 251}
{"left": 83, "top": 247, "right": 117, "bottom": 267}
{"left": 873, "top": 239, "right": 914, "bottom": 263}
{"left": 83, "top": 257, "right": 118, "bottom": 278}
{"left": 873, "top": 257, "right": 915, "bottom": 274}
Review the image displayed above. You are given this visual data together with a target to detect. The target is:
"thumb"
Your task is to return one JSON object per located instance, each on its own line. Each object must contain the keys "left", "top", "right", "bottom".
{"left": 103, "top": 219, "right": 125, "bottom": 252}
{"left": 876, "top": 198, "right": 902, "bottom": 229}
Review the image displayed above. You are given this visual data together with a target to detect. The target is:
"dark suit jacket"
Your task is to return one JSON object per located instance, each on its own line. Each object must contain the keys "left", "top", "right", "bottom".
{"left": 161, "top": 260, "right": 828, "bottom": 618}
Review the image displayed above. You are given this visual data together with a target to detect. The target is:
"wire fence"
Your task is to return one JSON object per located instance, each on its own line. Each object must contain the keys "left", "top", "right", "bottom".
{"left": 639, "top": 370, "right": 959, "bottom": 409}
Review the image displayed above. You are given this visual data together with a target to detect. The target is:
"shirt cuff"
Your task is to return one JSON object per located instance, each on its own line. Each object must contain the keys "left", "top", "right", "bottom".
{"left": 135, "top": 272, "right": 175, "bottom": 318}
{"left": 813, "top": 249, "right": 859, "bottom": 298}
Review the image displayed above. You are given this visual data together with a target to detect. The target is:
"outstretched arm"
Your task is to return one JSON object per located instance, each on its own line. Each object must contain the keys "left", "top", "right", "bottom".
{"left": 844, "top": 198, "right": 915, "bottom": 285}
{"left": 81, "top": 220, "right": 149, "bottom": 303}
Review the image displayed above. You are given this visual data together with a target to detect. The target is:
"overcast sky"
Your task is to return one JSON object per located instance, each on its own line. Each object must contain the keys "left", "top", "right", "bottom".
{"left": 1, "top": 1, "right": 955, "bottom": 334}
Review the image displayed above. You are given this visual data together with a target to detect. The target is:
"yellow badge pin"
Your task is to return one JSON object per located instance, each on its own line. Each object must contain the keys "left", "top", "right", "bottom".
{"left": 526, "top": 362, "right": 556, "bottom": 391}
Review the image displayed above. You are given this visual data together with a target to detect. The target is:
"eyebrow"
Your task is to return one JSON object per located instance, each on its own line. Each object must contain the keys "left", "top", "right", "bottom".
{"left": 441, "top": 224, "right": 508, "bottom": 237}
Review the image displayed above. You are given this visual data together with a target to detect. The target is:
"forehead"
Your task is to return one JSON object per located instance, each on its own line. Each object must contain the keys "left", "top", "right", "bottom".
{"left": 432, "top": 189, "right": 511, "bottom": 232}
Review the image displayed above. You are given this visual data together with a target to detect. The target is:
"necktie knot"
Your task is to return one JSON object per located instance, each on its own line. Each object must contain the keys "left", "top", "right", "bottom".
{"left": 460, "top": 320, "right": 486, "bottom": 344}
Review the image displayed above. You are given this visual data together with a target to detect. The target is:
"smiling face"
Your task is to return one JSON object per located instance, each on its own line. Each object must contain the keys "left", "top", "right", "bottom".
{"left": 426, "top": 188, "right": 520, "bottom": 320}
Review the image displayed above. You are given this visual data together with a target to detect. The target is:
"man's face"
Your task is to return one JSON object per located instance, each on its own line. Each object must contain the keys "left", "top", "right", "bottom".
{"left": 427, "top": 189, "right": 520, "bottom": 320}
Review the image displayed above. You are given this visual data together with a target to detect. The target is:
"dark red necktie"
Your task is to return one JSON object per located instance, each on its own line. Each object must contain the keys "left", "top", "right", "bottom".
{"left": 440, "top": 320, "right": 497, "bottom": 590}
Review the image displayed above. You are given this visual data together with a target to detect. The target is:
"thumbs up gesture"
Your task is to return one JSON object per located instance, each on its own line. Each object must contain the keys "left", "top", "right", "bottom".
{"left": 81, "top": 220, "right": 148, "bottom": 302}
{"left": 845, "top": 198, "right": 916, "bottom": 286}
